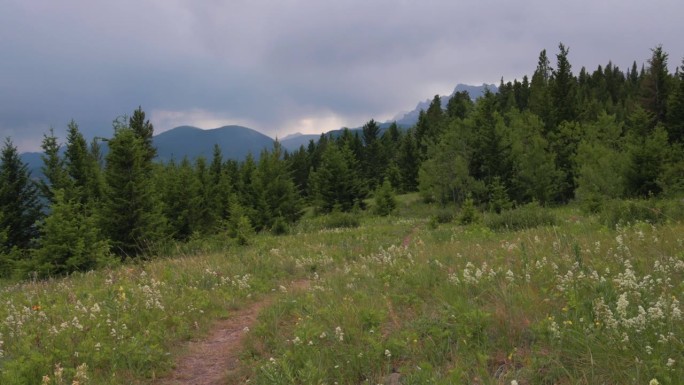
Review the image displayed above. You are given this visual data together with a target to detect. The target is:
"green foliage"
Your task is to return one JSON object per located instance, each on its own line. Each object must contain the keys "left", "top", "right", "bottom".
{"left": 310, "top": 143, "right": 366, "bottom": 213}
{"left": 38, "top": 128, "right": 69, "bottom": 204}
{"left": 0, "top": 138, "right": 42, "bottom": 253}
{"left": 484, "top": 201, "right": 557, "bottom": 230}
{"left": 320, "top": 211, "right": 361, "bottom": 229}
{"left": 254, "top": 142, "right": 303, "bottom": 229}
{"left": 271, "top": 217, "right": 289, "bottom": 235}
{"left": 100, "top": 128, "right": 166, "bottom": 257}
{"left": 487, "top": 177, "right": 512, "bottom": 213}
{"left": 575, "top": 112, "right": 629, "bottom": 203}
{"left": 234, "top": 215, "right": 255, "bottom": 245}
{"left": 599, "top": 200, "right": 667, "bottom": 228}
{"left": 373, "top": 179, "right": 397, "bottom": 216}
{"left": 458, "top": 195, "right": 479, "bottom": 225}
{"left": 30, "top": 189, "right": 112, "bottom": 277}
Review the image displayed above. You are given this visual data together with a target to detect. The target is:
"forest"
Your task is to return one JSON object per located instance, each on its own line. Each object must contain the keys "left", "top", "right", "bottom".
{"left": 1, "top": 43, "right": 683, "bottom": 278}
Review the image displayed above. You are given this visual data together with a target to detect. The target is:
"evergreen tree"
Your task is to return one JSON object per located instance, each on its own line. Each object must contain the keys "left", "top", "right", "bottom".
{"left": 397, "top": 130, "right": 420, "bottom": 192}
{"left": 640, "top": 45, "right": 670, "bottom": 126}
{"left": 373, "top": 179, "right": 397, "bottom": 216}
{"left": 528, "top": 49, "right": 555, "bottom": 130}
{"left": 64, "top": 120, "right": 93, "bottom": 204}
{"left": 550, "top": 43, "right": 577, "bottom": 124}
{"left": 310, "top": 143, "right": 366, "bottom": 213}
{"left": 39, "top": 128, "right": 70, "bottom": 203}
{"left": 101, "top": 128, "right": 165, "bottom": 257}
{"left": 625, "top": 126, "right": 669, "bottom": 197}
{"left": 0, "top": 138, "right": 42, "bottom": 251}
{"left": 361, "top": 119, "right": 386, "bottom": 189}
{"left": 446, "top": 91, "right": 473, "bottom": 119}
{"left": 254, "top": 141, "right": 303, "bottom": 228}
{"left": 666, "top": 58, "right": 684, "bottom": 143}
{"left": 32, "top": 189, "right": 110, "bottom": 277}
{"left": 129, "top": 106, "right": 157, "bottom": 164}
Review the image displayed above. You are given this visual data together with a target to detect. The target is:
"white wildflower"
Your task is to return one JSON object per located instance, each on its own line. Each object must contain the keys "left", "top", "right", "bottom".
{"left": 384, "top": 349, "right": 392, "bottom": 358}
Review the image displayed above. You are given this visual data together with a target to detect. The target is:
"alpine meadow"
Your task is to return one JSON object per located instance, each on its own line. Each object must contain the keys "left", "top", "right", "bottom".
{"left": 1, "top": 44, "right": 684, "bottom": 384}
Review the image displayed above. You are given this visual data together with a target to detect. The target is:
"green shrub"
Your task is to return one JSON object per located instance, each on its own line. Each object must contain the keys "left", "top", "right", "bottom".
{"left": 373, "top": 179, "right": 397, "bottom": 216}
{"left": 321, "top": 212, "right": 360, "bottom": 229}
{"left": 271, "top": 217, "right": 289, "bottom": 235}
{"left": 485, "top": 202, "right": 557, "bottom": 231}
{"left": 458, "top": 196, "right": 479, "bottom": 225}
{"left": 599, "top": 199, "right": 663, "bottom": 228}
{"left": 432, "top": 209, "right": 454, "bottom": 224}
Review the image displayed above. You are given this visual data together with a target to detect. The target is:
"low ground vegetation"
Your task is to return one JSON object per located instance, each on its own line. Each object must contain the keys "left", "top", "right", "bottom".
{"left": 0, "top": 194, "right": 682, "bottom": 384}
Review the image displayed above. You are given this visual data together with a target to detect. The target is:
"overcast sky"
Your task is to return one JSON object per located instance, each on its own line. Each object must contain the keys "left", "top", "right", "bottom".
{"left": 2, "top": 0, "right": 683, "bottom": 152}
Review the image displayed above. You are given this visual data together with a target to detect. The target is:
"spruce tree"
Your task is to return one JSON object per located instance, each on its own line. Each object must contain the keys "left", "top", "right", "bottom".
{"left": 0, "top": 138, "right": 42, "bottom": 251}
{"left": 39, "top": 128, "right": 70, "bottom": 203}
{"left": 666, "top": 58, "right": 684, "bottom": 143}
{"left": 32, "top": 189, "right": 110, "bottom": 277}
{"left": 101, "top": 128, "right": 165, "bottom": 257}
{"left": 129, "top": 106, "right": 157, "bottom": 164}
{"left": 254, "top": 141, "right": 302, "bottom": 228}
{"left": 640, "top": 45, "right": 670, "bottom": 126}
{"left": 310, "top": 143, "right": 366, "bottom": 213}
{"left": 551, "top": 43, "right": 577, "bottom": 124}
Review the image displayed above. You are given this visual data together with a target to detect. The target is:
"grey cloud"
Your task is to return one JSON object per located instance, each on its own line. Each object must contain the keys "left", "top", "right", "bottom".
{"left": 1, "top": 0, "right": 683, "bottom": 151}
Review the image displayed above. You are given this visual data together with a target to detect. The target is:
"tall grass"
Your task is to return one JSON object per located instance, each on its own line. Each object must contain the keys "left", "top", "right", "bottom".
{"left": 1, "top": 198, "right": 682, "bottom": 384}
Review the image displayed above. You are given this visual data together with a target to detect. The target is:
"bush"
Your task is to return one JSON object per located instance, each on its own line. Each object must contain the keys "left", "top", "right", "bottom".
{"left": 373, "top": 179, "right": 397, "bottom": 216}
{"left": 598, "top": 199, "right": 671, "bottom": 228}
{"left": 432, "top": 209, "right": 455, "bottom": 224}
{"left": 271, "top": 217, "right": 289, "bottom": 235}
{"left": 485, "top": 202, "right": 557, "bottom": 231}
{"left": 458, "top": 196, "right": 479, "bottom": 225}
{"left": 321, "top": 212, "right": 360, "bottom": 229}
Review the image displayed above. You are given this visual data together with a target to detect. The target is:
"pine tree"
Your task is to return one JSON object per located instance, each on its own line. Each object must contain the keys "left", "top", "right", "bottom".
{"left": 640, "top": 45, "right": 671, "bottom": 126}
{"left": 373, "top": 179, "right": 397, "bottom": 216}
{"left": 100, "top": 128, "right": 165, "bottom": 257}
{"left": 551, "top": 43, "right": 577, "bottom": 124}
{"left": 32, "top": 189, "right": 110, "bottom": 277}
{"left": 361, "top": 119, "right": 387, "bottom": 189}
{"left": 528, "top": 49, "right": 555, "bottom": 130}
{"left": 0, "top": 138, "right": 42, "bottom": 251}
{"left": 129, "top": 106, "right": 157, "bottom": 164}
{"left": 666, "top": 58, "right": 684, "bottom": 143}
{"left": 397, "top": 130, "right": 419, "bottom": 192}
{"left": 310, "top": 143, "right": 366, "bottom": 213}
{"left": 39, "top": 128, "right": 70, "bottom": 203}
{"left": 254, "top": 141, "right": 303, "bottom": 228}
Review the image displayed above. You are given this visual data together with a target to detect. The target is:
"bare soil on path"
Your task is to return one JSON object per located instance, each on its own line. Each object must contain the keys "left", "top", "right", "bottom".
{"left": 155, "top": 280, "right": 309, "bottom": 385}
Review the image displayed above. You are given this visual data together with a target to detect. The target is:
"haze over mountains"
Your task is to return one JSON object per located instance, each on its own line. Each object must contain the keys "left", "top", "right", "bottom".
{"left": 20, "top": 83, "right": 495, "bottom": 175}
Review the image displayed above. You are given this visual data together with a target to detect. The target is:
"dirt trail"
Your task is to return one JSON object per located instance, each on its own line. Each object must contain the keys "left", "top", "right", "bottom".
{"left": 156, "top": 280, "right": 308, "bottom": 385}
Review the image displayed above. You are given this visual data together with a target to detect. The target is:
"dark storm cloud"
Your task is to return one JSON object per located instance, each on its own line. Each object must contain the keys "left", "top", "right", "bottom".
{"left": 1, "top": 0, "right": 683, "bottom": 151}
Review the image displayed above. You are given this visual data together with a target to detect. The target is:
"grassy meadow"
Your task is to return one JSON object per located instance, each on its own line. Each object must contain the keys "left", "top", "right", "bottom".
{"left": 0, "top": 194, "right": 682, "bottom": 384}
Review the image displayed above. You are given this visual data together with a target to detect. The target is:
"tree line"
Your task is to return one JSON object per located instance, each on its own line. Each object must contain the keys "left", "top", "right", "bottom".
{"left": 2, "top": 43, "right": 684, "bottom": 278}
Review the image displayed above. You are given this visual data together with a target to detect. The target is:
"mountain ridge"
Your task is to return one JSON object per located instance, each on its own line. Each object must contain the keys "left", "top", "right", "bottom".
{"left": 19, "top": 83, "right": 496, "bottom": 175}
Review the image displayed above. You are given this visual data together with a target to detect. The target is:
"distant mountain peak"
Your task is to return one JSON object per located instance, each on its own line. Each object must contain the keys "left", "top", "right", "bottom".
{"left": 280, "top": 132, "right": 304, "bottom": 141}
{"left": 392, "top": 83, "right": 497, "bottom": 126}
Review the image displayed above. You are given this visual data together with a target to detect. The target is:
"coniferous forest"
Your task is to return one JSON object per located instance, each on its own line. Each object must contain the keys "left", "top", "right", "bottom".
{"left": 1, "top": 43, "right": 684, "bottom": 278}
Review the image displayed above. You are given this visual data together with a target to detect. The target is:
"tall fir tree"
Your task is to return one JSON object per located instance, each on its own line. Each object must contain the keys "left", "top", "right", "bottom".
{"left": 129, "top": 106, "right": 157, "bottom": 165}
{"left": 0, "top": 138, "right": 42, "bottom": 251}
{"left": 39, "top": 128, "right": 70, "bottom": 204}
{"left": 666, "top": 58, "right": 684, "bottom": 143}
{"left": 32, "top": 189, "right": 110, "bottom": 277}
{"left": 640, "top": 45, "right": 670, "bottom": 126}
{"left": 310, "top": 143, "right": 366, "bottom": 213}
{"left": 100, "top": 128, "right": 165, "bottom": 257}
{"left": 550, "top": 43, "right": 577, "bottom": 124}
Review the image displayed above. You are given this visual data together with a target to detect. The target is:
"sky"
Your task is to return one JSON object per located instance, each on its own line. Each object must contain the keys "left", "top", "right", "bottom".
{"left": 2, "top": 0, "right": 683, "bottom": 152}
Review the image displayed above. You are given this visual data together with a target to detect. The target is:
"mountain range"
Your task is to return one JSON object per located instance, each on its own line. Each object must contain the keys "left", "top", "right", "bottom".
{"left": 20, "top": 83, "right": 495, "bottom": 176}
